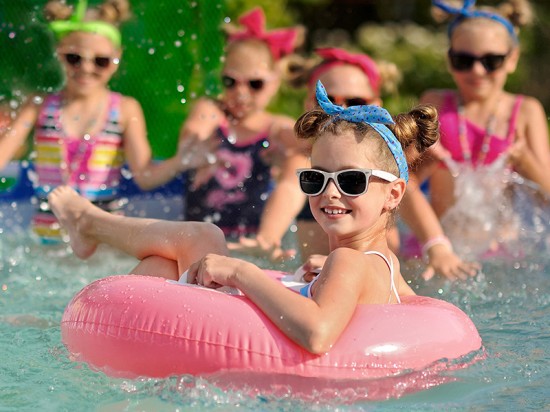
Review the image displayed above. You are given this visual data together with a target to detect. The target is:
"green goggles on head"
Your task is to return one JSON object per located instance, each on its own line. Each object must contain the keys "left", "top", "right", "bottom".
{"left": 48, "top": 0, "right": 121, "bottom": 48}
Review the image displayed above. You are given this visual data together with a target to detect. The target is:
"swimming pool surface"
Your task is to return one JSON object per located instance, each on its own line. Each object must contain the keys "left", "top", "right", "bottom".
{"left": 1, "top": 197, "right": 549, "bottom": 411}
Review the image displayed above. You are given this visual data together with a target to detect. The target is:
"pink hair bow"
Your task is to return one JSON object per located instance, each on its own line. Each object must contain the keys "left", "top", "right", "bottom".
{"left": 311, "top": 48, "right": 381, "bottom": 94}
{"left": 228, "top": 7, "right": 298, "bottom": 60}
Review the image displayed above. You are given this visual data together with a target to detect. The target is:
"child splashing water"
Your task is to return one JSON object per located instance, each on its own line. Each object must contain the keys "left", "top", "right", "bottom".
{"left": 47, "top": 81, "right": 438, "bottom": 353}
{"left": 0, "top": 0, "right": 186, "bottom": 243}
{"left": 400, "top": 0, "right": 550, "bottom": 279}
{"left": 176, "top": 7, "right": 308, "bottom": 261}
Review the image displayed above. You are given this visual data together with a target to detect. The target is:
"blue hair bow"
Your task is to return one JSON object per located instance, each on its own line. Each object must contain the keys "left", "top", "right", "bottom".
{"left": 315, "top": 80, "right": 409, "bottom": 182}
{"left": 432, "top": 0, "right": 517, "bottom": 42}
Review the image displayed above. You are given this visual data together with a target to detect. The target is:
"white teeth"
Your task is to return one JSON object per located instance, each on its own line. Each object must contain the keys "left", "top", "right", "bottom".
{"left": 323, "top": 208, "right": 347, "bottom": 215}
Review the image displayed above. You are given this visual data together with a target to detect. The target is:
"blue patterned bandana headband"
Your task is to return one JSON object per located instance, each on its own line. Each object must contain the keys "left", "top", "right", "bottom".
{"left": 432, "top": 0, "right": 518, "bottom": 43}
{"left": 315, "top": 80, "right": 409, "bottom": 183}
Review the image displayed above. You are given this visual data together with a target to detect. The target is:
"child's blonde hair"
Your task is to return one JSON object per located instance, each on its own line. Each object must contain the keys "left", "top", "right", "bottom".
{"left": 44, "top": 0, "right": 131, "bottom": 25}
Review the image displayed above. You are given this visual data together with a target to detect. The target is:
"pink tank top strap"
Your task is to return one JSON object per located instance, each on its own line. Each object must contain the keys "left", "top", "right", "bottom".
{"left": 108, "top": 91, "right": 121, "bottom": 113}
{"left": 505, "top": 95, "right": 524, "bottom": 143}
{"left": 363, "top": 251, "right": 400, "bottom": 304}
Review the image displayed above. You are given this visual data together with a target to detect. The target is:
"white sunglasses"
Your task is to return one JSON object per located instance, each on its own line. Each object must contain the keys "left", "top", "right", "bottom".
{"left": 296, "top": 168, "right": 398, "bottom": 197}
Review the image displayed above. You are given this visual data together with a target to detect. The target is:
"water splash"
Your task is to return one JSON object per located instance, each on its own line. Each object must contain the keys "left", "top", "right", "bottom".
{"left": 440, "top": 154, "right": 550, "bottom": 261}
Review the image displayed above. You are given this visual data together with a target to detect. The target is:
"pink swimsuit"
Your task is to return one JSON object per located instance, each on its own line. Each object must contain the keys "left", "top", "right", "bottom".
{"left": 438, "top": 91, "right": 524, "bottom": 165}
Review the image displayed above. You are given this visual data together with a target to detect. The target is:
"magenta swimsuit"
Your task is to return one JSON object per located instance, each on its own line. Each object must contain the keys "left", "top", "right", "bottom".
{"left": 438, "top": 91, "right": 523, "bottom": 166}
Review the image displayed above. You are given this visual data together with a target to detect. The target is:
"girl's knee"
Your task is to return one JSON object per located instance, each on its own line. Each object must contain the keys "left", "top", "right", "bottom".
{"left": 194, "top": 223, "right": 227, "bottom": 254}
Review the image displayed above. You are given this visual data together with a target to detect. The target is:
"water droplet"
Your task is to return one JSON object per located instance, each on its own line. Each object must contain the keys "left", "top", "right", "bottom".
{"left": 177, "top": 85, "right": 184, "bottom": 93}
{"left": 121, "top": 168, "right": 133, "bottom": 179}
{"left": 148, "top": 48, "right": 155, "bottom": 55}
{"left": 174, "top": 40, "right": 182, "bottom": 48}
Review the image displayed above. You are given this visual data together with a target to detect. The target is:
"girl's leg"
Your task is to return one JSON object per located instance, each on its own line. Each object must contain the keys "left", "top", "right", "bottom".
{"left": 48, "top": 186, "right": 228, "bottom": 278}
{"left": 130, "top": 256, "right": 180, "bottom": 279}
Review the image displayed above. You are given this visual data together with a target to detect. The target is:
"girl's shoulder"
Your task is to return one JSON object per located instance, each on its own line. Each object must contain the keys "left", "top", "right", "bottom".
{"left": 193, "top": 96, "right": 224, "bottom": 110}
{"left": 501, "top": 92, "right": 545, "bottom": 122}
{"left": 512, "top": 93, "right": 548, "bottom": 137}
{"left": 188, "top": 97, "right": 225, "bottom": 120}
{"left": 323, "top": 247, "right": 400, "bottom": 303}
{"left": 118, "top": 92, "right": 141, "bottom": 112}
{"left": 267, "top": 112, "right": 295, "bottom": 126}
{"left": 24, "top": 94, "right": 49, "bottom": 111}
{"left": 515, "top": 93, "right": 544, "bottom": 114}
{"left": 118, "top": 94, "right": 145, "bottom": 124}
{"left": 323, "top": 247, "right": 374, "bottom": 282}
{"left": 265, "top": 112, "right": 296, "bottom": 143}
{"left": 328, "top": 247, "right": 388, "bottom": 267}
{"left": 419, "top": 89, "right": 455, "bottom": 108}
{"left": 16, "top": 94, "right": 47, "bottom": 121}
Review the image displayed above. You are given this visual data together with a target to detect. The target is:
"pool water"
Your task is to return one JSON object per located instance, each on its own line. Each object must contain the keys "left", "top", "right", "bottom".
{"left": 1, "top": 198, "right": 550, "bottom": 411}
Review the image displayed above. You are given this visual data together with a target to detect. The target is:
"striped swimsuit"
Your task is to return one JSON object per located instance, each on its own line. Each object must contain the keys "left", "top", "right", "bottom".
{"left": 32, "top": 92, "right": 125, "bottom": 242}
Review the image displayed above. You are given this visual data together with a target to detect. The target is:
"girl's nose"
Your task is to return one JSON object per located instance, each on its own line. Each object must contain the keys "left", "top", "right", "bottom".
{"left": 322, "top": 178, "right": 341, "bottom": 198}
{"left": 77, "top": 58, "right": 96, "bottom": 72}
{"left": 472, "top": 60, "right": 489, "bottom": 75}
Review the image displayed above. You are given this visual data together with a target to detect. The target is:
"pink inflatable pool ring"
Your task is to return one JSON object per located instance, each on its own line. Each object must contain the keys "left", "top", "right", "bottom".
{"left": 61, "top": 271, "right": 482, "bottom": 381}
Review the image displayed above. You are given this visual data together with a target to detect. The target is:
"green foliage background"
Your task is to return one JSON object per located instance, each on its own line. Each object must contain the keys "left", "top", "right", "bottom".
{"left": 1, "top": 0, "right": 549, "bottom": 161}
{"left": 0, "top": 0, "right": 225, "bottom": 158}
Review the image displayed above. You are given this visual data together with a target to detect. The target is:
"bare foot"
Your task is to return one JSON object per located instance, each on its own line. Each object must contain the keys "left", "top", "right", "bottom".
{"left": 47, "top": 186, "right": 99, "bottom": 259}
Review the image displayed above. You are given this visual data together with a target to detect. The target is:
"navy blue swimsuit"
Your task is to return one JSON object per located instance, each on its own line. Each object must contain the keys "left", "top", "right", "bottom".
{"left": 185, "top": 125, "right": 273, "bottom": 237}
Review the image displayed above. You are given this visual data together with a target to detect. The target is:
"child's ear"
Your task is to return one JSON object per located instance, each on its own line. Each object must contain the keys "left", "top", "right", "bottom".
{"left": 384, "top": 179, "right": 406, "bottom": 211}
{"left": 505, "top": 47, "right": 520, "bottom": 74}
{"left": 110, "top": 49, "right": 122, "bottom": 75}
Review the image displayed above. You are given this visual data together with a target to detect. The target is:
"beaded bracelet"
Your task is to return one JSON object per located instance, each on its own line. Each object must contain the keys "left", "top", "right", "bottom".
{"left": 421, "top": 235, "right": 453, "bottom": 260}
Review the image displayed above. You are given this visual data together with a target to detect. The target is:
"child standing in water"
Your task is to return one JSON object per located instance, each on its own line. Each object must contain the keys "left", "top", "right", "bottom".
{"left": 400, "top": 0, "right": 550, "bottom": 280}
{"left": 0, "top": 0, "right": 185, "bottom": 242}
{"left": 176, "top": 7, "right": 307, "bottom": 258}
{"left": 47, "top": 81, "right": 438, "bottom": 352}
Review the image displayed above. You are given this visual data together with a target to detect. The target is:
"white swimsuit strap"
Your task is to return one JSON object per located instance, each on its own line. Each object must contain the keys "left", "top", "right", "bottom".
{"left": 363, "top": 251, "right": 401, "bottom": 304}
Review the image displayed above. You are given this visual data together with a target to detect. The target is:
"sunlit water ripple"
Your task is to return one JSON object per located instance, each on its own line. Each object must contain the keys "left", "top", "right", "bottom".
{"left": 1, "top": 199, "right": 549, "bottom": 411}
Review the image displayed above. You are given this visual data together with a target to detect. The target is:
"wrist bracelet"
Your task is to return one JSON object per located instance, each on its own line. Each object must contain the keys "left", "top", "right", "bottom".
{"left": 421, "top": 235, "right": 452, "bottom": 259}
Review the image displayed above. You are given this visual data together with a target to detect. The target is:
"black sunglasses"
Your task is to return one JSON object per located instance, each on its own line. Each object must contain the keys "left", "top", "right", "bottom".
{"left": 62, "top": 53, "right": 117, "bottom": 69}
{"left": 296, "top": 168, "right": 398, "bottom": 197}
{"left": 221, "top": 75, "right": 265, "bottom": 91}
{"left": 327, "top": 95, "right": 370, "bottom": 107}
{"left": 448, "top": 49, "right": 509, "bottom": 73}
